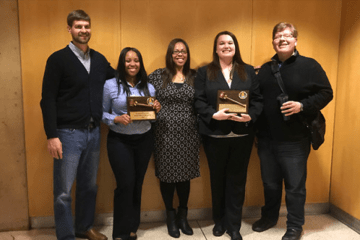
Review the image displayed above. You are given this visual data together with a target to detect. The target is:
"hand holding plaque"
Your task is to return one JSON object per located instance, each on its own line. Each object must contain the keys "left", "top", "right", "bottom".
{"left": 127, "top": 96, "right": 156, "bottom": 121}
{"left": 217, "top": 90, "right": 249, "bottom": 114}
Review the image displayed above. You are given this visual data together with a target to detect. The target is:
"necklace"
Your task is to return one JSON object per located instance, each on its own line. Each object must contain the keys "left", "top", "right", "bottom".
{"left": 222, "top": 64, "right": 233, "bottom": 83}
{"left": 173, "top": 74, "right": 185, "bottom": 83}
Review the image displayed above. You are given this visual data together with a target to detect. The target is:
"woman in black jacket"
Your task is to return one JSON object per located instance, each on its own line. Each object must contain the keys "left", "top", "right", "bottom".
{"left": 194, "top": 31, "right": 262, "bottom": 240}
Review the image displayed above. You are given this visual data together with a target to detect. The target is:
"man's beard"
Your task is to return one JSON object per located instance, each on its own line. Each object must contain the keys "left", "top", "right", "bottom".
{"left": 73, "top": 33, "right": 91, "bottom": 44}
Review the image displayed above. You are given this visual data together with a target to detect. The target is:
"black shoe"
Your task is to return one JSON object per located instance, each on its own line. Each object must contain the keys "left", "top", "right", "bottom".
{"left": 176, "top": 207, "right": 193, "bottom": 235}
{"left": 129, "top": 232, "right": 137, "bottom": 240}
{"left": 252, "top": 218, "right": 277, "bottom": 232}
{"left": 226, "top": 231, "right": 243, "bottom": 240}
{"left": 166, "top": 209, "right": 180, "bottom": 238}
{"left": 282, "top": 228, "right": 302, "bottom": 240}
{"left": 212, "top": 223, "right": 225, "bottom": 237}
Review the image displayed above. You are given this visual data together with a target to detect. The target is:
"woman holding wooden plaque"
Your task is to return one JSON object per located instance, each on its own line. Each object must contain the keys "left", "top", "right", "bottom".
{"left": 148, "top": 39, "right": 200, "bottom": 238}
{"left": 102, "top": 47, "right": 161, "bottom": 240}
{"left": 194, "top": 31, "right": 262, "bottom": 240}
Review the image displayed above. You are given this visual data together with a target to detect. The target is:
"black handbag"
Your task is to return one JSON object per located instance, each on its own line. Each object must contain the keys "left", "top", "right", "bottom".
{"left": 303, "top": 111, "right": 326, "bottom": 150}
{"left": 270, "top": 61, "right": 326, "bottom": 150}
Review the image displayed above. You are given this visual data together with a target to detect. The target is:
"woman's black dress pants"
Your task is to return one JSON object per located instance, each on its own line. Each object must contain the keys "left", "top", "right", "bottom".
{"left": 107, "top": 129, "right": 154, "bottom": 240}
{"left": 202, "top": 134, "right": 254, "bottom": 232}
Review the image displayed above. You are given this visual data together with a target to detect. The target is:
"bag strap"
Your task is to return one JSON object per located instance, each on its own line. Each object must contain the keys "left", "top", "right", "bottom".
{"left": 271, "top": 60, "right": 287, "bottom": 94}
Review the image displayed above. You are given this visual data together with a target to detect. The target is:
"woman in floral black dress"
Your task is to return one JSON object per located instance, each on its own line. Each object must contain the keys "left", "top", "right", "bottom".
{"left": 148, "top": 38, "right": 200, "bottom": 239}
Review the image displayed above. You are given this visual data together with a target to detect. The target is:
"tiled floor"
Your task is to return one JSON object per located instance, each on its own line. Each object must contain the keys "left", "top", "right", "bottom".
{"left": 0, "top": 214, "right": 359, "bottom": 240}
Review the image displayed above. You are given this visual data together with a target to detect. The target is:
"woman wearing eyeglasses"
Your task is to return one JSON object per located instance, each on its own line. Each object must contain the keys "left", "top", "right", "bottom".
{"left": 194, "top": 31, "right": 262, "bottom": 240}
{"left": 148, "top": 38, "right": 200, "bottom": 238}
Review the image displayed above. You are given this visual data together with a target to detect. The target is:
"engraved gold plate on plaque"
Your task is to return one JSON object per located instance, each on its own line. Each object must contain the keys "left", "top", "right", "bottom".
{"left": 217, "top": 90, "right": 249, "bottom": 114}
{"left": 127, "top": 96, "right": 156, "bottom": 121}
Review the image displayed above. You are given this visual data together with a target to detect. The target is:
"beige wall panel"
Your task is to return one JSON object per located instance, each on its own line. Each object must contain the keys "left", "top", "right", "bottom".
{"left": 331, "top": 0, "right": 360, "bottom": 220}
{"left": 20, "top": 0, "right": 342, "bottom": 220}
{"left": 19, "top": 0, "right": 120, "bottom": 217}
{"left": 252, "top": 0, "right": 341, "bottom": 204}
{"left": 119, "top": 0, "right": 254, "bottom": 72}
{"left": 0, "top": 0, "right": 29, "bottom": 231}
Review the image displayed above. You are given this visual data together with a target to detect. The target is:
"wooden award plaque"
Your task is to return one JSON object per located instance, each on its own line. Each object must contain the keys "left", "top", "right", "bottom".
{"left": 127, "top": 96, "right": 156, "bottom": 121}
{"left": 217, "top": 90, "right": 249, "bottom": 114}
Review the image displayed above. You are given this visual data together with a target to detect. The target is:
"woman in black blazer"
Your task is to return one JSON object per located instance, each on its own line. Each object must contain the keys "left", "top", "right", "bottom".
{"left": 194, "top": 31, "right": 262, "bottom": 240}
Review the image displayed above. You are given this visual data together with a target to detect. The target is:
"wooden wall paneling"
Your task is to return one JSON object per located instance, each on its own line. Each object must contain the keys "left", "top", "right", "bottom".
{"left": 331, "top": 0, "right": 360, "bottom": 220}
{"left": 0, "top": 0, "right": 29, "bottom": 231}
{"left": 18, "top": 0, "right": 343, "bottom": 221}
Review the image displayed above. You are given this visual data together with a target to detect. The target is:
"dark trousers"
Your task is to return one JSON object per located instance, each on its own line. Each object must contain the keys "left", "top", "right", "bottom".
{"left": 107, "top": 129, "right": 154, "bottom": 240}
{"left": 257, "top": 137, "right": 311, "bottom": 230}
{"left": 202, "top": 134, "right": 254, "bottom": 232}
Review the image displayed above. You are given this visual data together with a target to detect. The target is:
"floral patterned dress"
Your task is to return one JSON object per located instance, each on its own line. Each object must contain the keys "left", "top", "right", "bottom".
{"left": 148, "top": 68, "right": 200, "bottom": 183}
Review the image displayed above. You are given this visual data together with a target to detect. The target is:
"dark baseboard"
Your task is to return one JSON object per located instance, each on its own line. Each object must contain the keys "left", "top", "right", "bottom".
{"left": 30, "top": 203, "right": 330, "bottom": 229}
{"left": 330, "top": 204, "right": 360, "bottom": 234}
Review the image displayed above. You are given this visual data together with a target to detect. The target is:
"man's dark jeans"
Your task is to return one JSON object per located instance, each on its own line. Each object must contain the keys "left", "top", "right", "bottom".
{"left": 257, "top": 137, "right": 311, "bottom": 230}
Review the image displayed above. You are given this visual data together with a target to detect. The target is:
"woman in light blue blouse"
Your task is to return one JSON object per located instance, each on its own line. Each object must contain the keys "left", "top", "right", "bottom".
{"left": 102, "top": 47, "right": 161, "bottom": 240}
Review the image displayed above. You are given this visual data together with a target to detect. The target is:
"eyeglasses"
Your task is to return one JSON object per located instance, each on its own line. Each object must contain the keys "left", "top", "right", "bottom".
{"left": 273, "top": 34, "right": 293, "bottom": 41}
{"left": 173, "top": 50, "right": 187, "bottom": 55}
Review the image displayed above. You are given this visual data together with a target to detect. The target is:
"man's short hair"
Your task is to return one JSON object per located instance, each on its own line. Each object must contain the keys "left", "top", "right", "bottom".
{"left": 272, "top": 22, "right": 298, "bottom": 39}
{"left": 67, "top": 10, "right": 90, "bottom": 27}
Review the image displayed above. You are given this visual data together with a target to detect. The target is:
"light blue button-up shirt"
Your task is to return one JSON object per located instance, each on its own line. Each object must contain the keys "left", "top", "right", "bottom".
{"left": 102, "top": 78, "right": 156, "bottom": 135}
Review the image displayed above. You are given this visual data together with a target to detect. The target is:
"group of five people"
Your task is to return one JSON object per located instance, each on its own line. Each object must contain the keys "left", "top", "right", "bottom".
{"left": 40, "top": 9, "right": 333, "bottom": 240}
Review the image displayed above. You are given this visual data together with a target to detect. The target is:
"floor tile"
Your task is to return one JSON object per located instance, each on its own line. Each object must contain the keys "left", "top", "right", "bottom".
{"left": 199, "top": 215, "right": 360, "bottom": 240}
{"left": 136, "top": 221, "right": 206, "bottom": 240}
{"left": 0, "top": 214, "right": 358, "bottom": 239}
{"left": 0, "top": 228, "right": 57, "bottom": 240}
{"left": 0, "top": 233, "right": 14, "bottom": 240}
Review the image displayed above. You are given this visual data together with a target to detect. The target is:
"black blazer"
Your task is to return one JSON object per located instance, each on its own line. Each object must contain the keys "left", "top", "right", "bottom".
{"left": 194, "top": 64, "right": 263, "bottom": 136}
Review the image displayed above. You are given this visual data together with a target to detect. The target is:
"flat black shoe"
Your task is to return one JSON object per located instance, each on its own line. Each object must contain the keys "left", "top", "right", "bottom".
{"left": 226, "top": 231, "right": 243, "bottom": 240}
{"left": 282, "top": 228, "right": 302, "bottom": 240}
{"left": 212, "top": 223, "right": 225, "bottom": 237}
{"left": 252, "top": 218, "right": 277, "bottom": 232}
